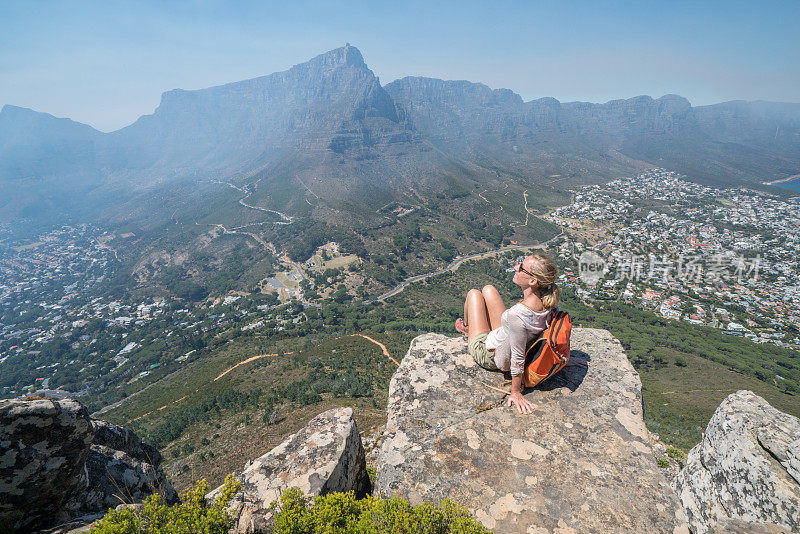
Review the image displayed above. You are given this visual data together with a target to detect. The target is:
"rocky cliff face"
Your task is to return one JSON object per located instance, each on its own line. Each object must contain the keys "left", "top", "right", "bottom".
{"left": 673, "top": 390, "right": 800, "bottom": 534}
{"left": 0, "top": 398, "right": 94, "bottom": 531}
{"left": 1, "top": 44, "right": 409, "bottom": 182}
{"left": 6, "top": 334, "right": 800, "bottom": 533}
{"left": 0, "top": 398, "right": 175, "bottom": 532}
{"left": 111, "top": 44, "right": 408, "bottom": 171}
{"left": 212, "top": 407, "right": 370, "bottom": 534}
{"left": 374, "top": 330, "right": 688, "bottom": 533}
{"left": 385, "top": 76, "right": 800, "bottom": 187}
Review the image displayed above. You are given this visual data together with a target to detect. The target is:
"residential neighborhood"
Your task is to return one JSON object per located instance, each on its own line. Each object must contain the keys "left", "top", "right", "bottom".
{"left": 550, "top": 169, "right": 800, "bottom": 349}
{"left": 0, "top": 225, "right": 309, "bottom": 398}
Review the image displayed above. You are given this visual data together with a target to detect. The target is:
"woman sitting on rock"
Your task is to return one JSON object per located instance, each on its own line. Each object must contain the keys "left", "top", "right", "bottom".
{"left": 456, "top": 252, "right": 572, "bottom": 415}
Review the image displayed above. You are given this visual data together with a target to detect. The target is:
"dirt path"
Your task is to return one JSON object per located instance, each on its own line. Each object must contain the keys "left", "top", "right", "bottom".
{"left": 511, "top": 189, "right": 533, "bottom": 228}
{"left": 352, "top": 334, "right": 400, "bottom": 366}
{"left": 128, "top": 389, "right": 200, "bottom": 423}
{"left": 124, "top": 351, "right": 294, "bottom": 423}
{"left": 123, "top": 333, "right": 398, "bottom": 423}
{"left": 212, "top": 352, "right": 293, "bottom": 381}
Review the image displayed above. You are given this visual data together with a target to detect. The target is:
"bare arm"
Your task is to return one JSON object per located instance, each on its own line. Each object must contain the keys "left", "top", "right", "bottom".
{"left": 505, "top": 311, "right": 533, "bottom": 414}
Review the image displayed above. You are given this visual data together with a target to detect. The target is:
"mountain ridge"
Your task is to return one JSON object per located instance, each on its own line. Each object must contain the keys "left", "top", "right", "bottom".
{"left": 2, "top": 44, "right": 800, "bottom": 235}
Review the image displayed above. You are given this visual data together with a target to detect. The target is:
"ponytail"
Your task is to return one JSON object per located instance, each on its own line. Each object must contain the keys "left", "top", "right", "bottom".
{"left": 540, "top": 282, "right": 561, "bottom": 310}
{"left": 526, "top": 252, "right": 561, "bottom": 309}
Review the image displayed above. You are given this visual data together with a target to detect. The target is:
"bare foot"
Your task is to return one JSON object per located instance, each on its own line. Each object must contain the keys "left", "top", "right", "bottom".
{"left": 455, "top": 318, "right": 469, "bottom": 336}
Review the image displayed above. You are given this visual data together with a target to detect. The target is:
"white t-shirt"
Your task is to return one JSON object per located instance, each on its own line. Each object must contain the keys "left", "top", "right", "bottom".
{"left": 485, "top": 302, "right": 553, "bottom": 376}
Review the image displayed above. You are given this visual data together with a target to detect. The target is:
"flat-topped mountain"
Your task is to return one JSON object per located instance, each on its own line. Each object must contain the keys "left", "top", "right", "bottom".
{"left": 2, "top": 44, "right": 800, "bottom": 234}
{"left": 108, "top": 44, "right": 406, "bottom": 172}
{"left": 1, "top": 45, "right": 407, "bottom": 179}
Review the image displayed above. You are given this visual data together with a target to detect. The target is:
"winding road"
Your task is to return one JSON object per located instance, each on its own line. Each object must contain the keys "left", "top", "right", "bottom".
{"left": 366, "top": 231, "right": 564, "bottom": 303}
{"left": 214, "top": 180, "right": 295, "bottom": 225}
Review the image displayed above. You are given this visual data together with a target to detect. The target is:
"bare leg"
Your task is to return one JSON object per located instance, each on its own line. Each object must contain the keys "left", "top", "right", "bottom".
{"left": 465, "top": 289, "right": 491, "bottom": 345}
{"left": 482, "top": 285, "right": 506, "bottom": 331}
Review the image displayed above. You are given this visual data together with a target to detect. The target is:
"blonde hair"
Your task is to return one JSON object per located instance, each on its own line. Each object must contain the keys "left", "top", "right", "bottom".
{"left": 526, "top": 252, "right": 561, "bottom": 309}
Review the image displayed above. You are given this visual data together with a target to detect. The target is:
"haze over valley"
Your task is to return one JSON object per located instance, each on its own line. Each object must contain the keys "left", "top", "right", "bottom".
{"left": 2, "top": 40, "right": 800, "bottom": 524}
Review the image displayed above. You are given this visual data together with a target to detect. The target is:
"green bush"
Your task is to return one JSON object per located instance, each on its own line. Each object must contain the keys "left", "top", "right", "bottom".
{"left": 90, "top": 475, "right": 241, "bottom": 534}
{"left": 666, "top": 446, "right": 687, "bottom": 467}
{"left": 656, "top": 458, "right": 670, "bottom": 469}
{"left": 272, "top": 487, "right": 491, "bottom": 534}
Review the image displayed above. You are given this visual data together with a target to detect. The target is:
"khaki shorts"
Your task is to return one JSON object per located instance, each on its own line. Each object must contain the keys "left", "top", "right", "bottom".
{"left": 469, "top": 332, "right": 499, "bottom": 371}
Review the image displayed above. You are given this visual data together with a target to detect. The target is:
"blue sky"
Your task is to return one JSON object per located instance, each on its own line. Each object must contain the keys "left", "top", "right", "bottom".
{"left": 1, "top": 0, "right": 798, "bottom": 132}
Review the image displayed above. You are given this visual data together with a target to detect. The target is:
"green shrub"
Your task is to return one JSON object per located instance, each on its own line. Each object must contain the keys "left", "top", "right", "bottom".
{"left": 272, "top": 487, "right": 491, "bottom": 534}
{"left": 90, "top": 475, "right": 241, "bottom": 534}
{"left": 666, "top": 446, "right": 687, "bottom": 467}
{"left": 656, "top": 458, "right": 670, "bottom": 469}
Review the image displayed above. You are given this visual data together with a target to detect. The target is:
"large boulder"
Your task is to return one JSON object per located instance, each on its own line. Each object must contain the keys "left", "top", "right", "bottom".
{"left": 0, "top": 398, "right": 175, "bottom": 532}
{"left": 217, "top": 406, "right": 371, "bottom": 533}
{"left": 68, "top": 419, "right": 178, "bottom": 517}
{"left": 0, "top": 398, "right": 93, "bottom": 531}
{"left": 673, "top": 391, "right": 800, "bottom": 534}
{"left": 374, "top": 330, "right": 688, "bottom": 533}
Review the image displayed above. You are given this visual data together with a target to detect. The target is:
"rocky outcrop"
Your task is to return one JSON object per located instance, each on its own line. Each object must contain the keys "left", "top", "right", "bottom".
{"left": 673, "top": 391, "right": 800, "bottom": 534}
{"left": 374, "top": 330, "right": 688, "bottom": 533}
{"left": 0, "top": 398, "right": 175, "bottom": 532}
{"left": 71, "top": 419, "right": 178, "bottom": 518}
{"left": 216, "top": 406, "right": 370, "bottom": 533}
{"left": 0, "top": 398, "right": 94, "bottom": 531}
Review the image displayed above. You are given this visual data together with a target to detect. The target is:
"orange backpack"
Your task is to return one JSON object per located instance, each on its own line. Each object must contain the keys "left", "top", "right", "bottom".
{"left": 522, "top": 309, "right": 572, "bottom": 388}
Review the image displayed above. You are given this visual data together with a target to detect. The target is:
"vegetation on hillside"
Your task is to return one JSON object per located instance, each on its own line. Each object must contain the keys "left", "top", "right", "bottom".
{"left": 271, "top": 487, "right": 490, "bottom": 534}
{"left": 90, "top": 475, "right": 241, "bottom": 534}
{"left": 90, "top": 479, "right": 490, "bottom": 534}
{"left": 99, "top": 249, "right": 800, "bottom": 475}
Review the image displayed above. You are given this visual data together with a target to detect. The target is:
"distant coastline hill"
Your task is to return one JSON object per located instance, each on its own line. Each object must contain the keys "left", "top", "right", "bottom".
{"left": 1, "top": 44, "right": 800, "bottom": 231}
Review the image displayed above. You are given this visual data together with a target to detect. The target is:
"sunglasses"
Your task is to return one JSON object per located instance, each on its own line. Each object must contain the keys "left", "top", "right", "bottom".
{"left": 515, "top": 262, "right": 536, "bottom": 277}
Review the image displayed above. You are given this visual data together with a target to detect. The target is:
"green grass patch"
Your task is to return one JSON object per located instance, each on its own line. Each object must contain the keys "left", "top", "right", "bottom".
{"left": 639, "top": 352, "right": 800, "bottom": 451}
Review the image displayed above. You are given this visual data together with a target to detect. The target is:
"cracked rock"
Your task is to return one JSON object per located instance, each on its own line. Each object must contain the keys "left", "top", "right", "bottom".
{"left": 375, "top": 330, "right": 687, "bottom": 533}
{"left": 673, "top": 390, "right": 800, "bottom": 534}
{"left": 213, "top": 406, "right": 371, "bottom": 533}
{"left": 0, "top": 398, "right": 175, "bottom": 532}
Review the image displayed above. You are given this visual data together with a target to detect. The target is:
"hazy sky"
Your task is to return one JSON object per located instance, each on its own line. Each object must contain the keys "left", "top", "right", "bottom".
{"left": 1, "top": 0, "right": 798, "bottom": 132}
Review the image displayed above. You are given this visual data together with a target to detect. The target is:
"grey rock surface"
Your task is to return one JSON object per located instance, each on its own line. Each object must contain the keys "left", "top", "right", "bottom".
{"left": 90, "top": 418, "right": 163, "bottom": 465}
{"left": 374, "top": 330, "right": 688, "bottom": 533}
{"left": 673, "top": 390, "right": 800, "bottom": 534}
{"left": 0, "top": 398, "right": 175, "bottom": 532}
{"left": 76, "top": 418, "right": 177, "bottom": 513}
{"left": 0, "top": 398, "right": 93, "bottom": 531}
{"left": 217, "top": 406, "right": 371, "bottom": 533}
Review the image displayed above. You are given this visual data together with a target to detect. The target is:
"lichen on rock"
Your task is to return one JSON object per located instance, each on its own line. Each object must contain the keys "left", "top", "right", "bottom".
{"left": 213, "top": 406, "right": 371, "bottom": 533}
{"left": 374, "top": 329, "right": 688, "bottom": 533}
{"left": 0, "top": 398, "right": 175, "bottom": 532}
{"left": 673, "top": 390, "right": 800, "bottom": 534}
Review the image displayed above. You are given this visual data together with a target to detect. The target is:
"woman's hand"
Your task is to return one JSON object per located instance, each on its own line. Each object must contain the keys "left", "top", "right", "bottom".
{"left": 506, "top": 391, "right": 533, "bottom": 415}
